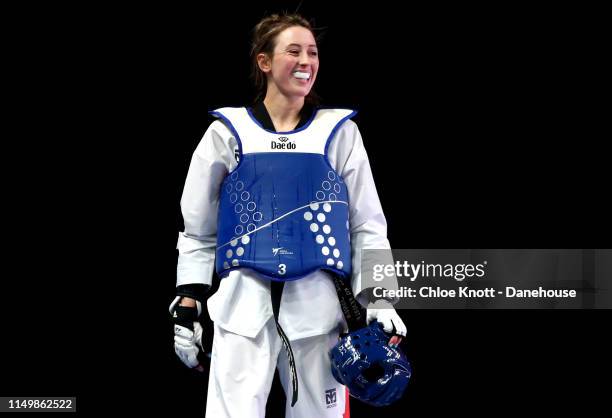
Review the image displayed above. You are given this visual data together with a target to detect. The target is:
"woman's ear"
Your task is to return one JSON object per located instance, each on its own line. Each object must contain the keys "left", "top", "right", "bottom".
{"left": 257, "top": 53, "right": 271, "bottom": 73}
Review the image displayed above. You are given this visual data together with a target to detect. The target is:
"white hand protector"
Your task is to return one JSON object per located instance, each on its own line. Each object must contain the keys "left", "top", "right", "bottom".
{"left": 170, "top": 296, "right": 205, "bottom": 372}
{"left": 174, "top": 322, "right": 205, "bottom": 371}
{"left": 366, "top": 300, "right": 407, "bottom": 347}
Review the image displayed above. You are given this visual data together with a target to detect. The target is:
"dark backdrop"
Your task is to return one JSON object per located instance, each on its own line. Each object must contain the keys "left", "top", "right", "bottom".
{"left": 1, "top": 1, "right": 609, "bottom": 417}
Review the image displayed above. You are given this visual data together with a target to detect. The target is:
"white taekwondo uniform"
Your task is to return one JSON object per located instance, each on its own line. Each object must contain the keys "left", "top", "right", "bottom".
{"left": 176, "top": 107, "right": 392, "bottom": 418}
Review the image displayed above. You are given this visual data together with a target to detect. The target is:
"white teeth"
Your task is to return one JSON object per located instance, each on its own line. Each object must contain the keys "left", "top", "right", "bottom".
{"left": 293, "top": 71, "right": 310, "bottom": 80}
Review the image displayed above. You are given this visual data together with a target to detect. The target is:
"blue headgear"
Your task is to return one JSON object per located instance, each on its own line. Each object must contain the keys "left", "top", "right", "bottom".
{"left": 329, "top": 321, "right": 412, "bottom": 407}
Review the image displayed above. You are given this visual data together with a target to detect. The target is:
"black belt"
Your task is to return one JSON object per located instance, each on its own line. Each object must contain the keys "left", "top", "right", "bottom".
{"left": 270, "top": 280, "right": 298, "bottom": 407}
{"left": 332, "top": 274, "right": 367, "bottom": 333}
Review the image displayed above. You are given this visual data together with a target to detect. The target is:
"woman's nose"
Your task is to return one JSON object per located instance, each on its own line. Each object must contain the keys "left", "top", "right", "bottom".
{"left": 299, "top": 51, "right": 313, "bottom": 64}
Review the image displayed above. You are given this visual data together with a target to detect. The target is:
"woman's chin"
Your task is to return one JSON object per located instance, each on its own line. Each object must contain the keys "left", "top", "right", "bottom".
{"left": 289, "top": 85, "right": 313, "bottom": 98}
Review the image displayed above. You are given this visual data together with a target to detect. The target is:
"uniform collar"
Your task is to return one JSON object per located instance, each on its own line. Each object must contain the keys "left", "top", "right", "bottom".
{"left": 250, "top": 101, "right": 314, "bottom": 133}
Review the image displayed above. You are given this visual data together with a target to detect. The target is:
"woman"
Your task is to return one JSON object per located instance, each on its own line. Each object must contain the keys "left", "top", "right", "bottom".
{"left": 170, "top": 13, "right": 407, "bottom": 418}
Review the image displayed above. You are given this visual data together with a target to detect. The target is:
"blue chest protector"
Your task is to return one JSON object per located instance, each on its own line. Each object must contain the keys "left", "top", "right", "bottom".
{"left": 212, "top": 106, "right": 356, "bottom": 282}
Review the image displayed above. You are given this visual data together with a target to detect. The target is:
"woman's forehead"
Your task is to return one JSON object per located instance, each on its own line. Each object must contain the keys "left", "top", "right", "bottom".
{"left": 275, "top": 26, "right": 317, "bottom": 48}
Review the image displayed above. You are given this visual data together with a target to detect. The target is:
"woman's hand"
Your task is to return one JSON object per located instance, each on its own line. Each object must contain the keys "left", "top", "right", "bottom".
{"left": 170, "top": 297, "right": 205, "bottom": 372}
{"left": 366, "top": 300, "right": 406, "bottom": 347}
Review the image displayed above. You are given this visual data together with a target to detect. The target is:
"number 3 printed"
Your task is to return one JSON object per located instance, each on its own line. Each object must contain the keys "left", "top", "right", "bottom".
{"left": 278, "top": 264, "right": 286, "bottom": 275}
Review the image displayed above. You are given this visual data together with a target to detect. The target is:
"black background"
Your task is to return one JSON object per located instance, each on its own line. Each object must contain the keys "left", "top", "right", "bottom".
{"left": 2, "top": 1, "right": 610, "bottom": 416}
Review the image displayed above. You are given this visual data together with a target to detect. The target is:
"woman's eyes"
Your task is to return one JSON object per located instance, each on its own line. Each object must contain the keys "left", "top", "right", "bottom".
{"left": 287, "top": 50, "right": 318, "bottom": 57}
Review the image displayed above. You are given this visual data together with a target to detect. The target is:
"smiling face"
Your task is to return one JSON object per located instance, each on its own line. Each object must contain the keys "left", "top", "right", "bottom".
{"left": 258, "top": 26, "right": 319, "bottom": 100}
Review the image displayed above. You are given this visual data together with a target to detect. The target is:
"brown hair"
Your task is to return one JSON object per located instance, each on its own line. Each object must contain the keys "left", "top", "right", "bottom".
{"left": 250, "top": 13, "right": 321, "bottom": 105}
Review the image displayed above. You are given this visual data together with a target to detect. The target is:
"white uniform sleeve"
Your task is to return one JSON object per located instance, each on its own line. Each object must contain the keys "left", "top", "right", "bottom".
{"left": 176, "top": 120, "right": 238, "bottom": 287}
{"left": 327, "top": 120, "right": 399, "bottom": 305}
